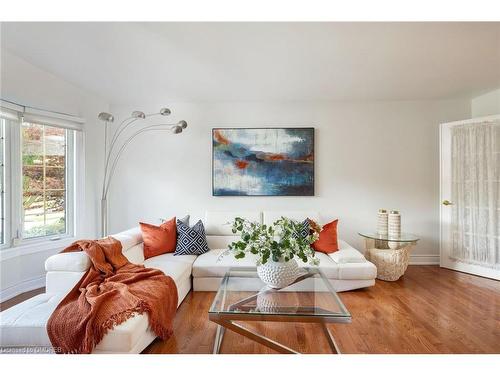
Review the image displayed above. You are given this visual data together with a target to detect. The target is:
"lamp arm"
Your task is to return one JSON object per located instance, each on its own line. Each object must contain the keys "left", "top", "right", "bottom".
{"left": 109, "top": 113, "right": 160, "bottom": 149}
{"left": 101, "top": 117, "right": 135, "bottom": 197}
{"left": 102, "top": 117, "right": 137, "bottom": 191}
{"left": 102, "top": 113, "right": 162, "bottom": 192}
{"left": 103, "top": 123, "right": 178, "bottom": 199}
{"left": 107, "top": 117, "right": 137, "bottom": 155}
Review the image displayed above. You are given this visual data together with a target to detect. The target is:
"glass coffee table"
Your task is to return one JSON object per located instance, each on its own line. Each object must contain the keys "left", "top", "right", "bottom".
{"left": 208, "top": 268, "right": 351, "bottom": 354}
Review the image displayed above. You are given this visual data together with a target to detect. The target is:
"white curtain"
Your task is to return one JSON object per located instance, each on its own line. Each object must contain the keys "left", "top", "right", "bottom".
{"left": 451, "top": 120, "right": 500, "bottom": 269}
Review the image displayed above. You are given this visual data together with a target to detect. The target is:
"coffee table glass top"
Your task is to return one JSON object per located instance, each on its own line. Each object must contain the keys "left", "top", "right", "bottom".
{"left": 358, "top": 232, "right": 419, "bottom": 242}
{"left": 209, "top": 268, "right": 351, "bottom": 322}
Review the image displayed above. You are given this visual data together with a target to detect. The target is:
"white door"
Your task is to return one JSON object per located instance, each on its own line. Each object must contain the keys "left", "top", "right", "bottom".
{"left": 440, "top": 115, "right": 500, "bottom": 280}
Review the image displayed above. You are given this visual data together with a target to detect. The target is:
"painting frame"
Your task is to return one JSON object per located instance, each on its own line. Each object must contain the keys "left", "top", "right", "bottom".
{"left": 212, "top": 127, "right": 315, "bottom": 197}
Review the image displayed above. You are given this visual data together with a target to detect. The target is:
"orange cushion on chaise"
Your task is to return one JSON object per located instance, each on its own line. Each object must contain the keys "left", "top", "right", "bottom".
{"left": 311, "top": 219, "right": 339, "bottom": 253}
{"left": 140, "top": 217, "right": 177, "bottom": 259}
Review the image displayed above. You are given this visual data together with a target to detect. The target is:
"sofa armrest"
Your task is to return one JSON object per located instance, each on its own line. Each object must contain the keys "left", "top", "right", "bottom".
{"left": 45, "top": 252, "right": 91, "bottom": 272}
{"left": 46, "top": 271, "right": 86, "bottom": 294}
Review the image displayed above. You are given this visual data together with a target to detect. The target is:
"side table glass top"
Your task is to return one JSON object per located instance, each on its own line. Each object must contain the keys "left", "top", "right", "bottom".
{"left": 358, "top": 232, "right": 419, "bottom": 242}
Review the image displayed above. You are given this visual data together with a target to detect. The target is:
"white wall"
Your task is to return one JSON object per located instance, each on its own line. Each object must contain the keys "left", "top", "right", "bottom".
{"left": 471, "top": 88, "right": 500, "bottom": 117}
{"left": 108, "top": 100, "right": 470, "bottom": 264}
{"left": 0, "top": 50, "right": 107, "bottom": 301}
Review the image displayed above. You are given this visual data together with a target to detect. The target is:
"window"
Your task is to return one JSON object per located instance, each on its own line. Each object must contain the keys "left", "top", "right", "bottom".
{"left": 22, "top": 122, "right": 70, "bottom": 239}
{"left": 0, "top": 102, "right": 80, "bottom": 249}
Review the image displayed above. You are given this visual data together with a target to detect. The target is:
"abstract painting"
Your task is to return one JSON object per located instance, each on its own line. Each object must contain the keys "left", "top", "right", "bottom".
{"left": 212, "top": 128, "right": 314, "bottom": 196}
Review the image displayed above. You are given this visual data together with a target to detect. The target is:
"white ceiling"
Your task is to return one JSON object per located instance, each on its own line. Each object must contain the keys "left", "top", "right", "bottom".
{"left": 1, "top": 22, "right": 499, "bottom": 104}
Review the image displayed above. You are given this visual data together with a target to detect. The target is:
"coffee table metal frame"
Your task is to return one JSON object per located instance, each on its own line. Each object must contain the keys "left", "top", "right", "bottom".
{"left": 208, "top": 268, "right": 351, "bottom": 354}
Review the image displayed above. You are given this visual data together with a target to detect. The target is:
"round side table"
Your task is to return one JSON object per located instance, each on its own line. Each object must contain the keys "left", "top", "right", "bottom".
{"left": 358, "top": 232, "right": 419, "bottom": 281}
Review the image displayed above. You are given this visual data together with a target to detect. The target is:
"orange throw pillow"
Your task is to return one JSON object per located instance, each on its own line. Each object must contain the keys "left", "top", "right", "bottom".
{"left": 311, "top": 219, "right": 339, "bottom": 254}
{"left": 140, "top": 217, "right": 177, "bottom": 259}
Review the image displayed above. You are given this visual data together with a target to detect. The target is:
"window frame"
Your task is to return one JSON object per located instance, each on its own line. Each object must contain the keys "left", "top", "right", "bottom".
{"left": 1, "top": 115, "right": 78, "bottom": 249}
{"left": 0, "top": 119, "right": 11, "bottom": 249}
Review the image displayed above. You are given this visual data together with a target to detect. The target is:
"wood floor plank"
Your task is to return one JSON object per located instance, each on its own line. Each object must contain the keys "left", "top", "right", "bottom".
{"left": 0, "top": 287, "right": 45, "bottom": 311}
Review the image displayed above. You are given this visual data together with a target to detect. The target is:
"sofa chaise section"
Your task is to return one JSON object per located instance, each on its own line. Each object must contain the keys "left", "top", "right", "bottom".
{"left": 0, "top": 227, "right": 195, "bottom": 354}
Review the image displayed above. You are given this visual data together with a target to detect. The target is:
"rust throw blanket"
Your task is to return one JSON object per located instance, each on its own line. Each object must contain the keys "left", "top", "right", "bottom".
{"left": 47, "top": 237, "right": 178, "bottom": 354}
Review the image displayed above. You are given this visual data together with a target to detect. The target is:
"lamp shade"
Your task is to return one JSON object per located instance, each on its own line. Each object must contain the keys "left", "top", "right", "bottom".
{"left": 171, "top": 125, "right": 183, "bottom": 134}
{"left": 132, "top": 111, "right": 146, "bottom": 119}
{"left": 98, "top": 112, "right": 114, "bottom": 122}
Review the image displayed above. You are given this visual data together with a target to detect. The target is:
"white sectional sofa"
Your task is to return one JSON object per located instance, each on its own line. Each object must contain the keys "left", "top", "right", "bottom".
{"left": 0, "top": 211, "right": 376, "bottom": 354}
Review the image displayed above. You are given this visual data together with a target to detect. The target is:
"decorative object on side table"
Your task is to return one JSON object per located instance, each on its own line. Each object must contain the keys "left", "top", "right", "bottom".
{"left": 358, "top": 231, "right": 419, "bottom": 281}
{"left": 97, "top": 108, "right": 188, "bottom": 236}
{"left": 377, "top": 209, "right": 388, "bottom": 235}
{"left": 387, "top": 209, "right": 401, "bottom": 249}
{"left": 225, "top": 217, "right": 320, "bottom": 288}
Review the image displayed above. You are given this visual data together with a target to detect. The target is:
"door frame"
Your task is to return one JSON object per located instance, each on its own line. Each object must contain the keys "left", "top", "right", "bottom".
{"left": 439, "top": 114, "right": 500, "bottom": 280}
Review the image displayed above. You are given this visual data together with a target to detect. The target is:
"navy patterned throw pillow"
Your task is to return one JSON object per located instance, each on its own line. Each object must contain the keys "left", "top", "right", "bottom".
{"left": 174, "top": 219, "right": 210, "bottom": 256}
{"left": 293, "top": 219, "right": 311, "bottom": 240}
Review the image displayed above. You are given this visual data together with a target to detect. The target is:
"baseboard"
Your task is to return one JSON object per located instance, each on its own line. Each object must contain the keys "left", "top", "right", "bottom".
{"left": 409, "top": 254, "right": 440, "bottom": 265}
{"left": 0, "top": 276, "right": 45, "bottom": 303}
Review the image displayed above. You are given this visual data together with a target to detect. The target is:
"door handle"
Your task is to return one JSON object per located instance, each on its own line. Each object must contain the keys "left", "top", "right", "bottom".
{"left": 442, "top": 200, "right": 453, "bottom": 206}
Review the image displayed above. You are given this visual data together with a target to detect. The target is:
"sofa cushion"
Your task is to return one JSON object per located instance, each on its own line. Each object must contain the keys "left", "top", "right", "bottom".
{"left": 45, "top": 252, "right": 91, "bottom": 272}
{"left": 192, "top": 249, "right": 340, "bottom": 279}
{"left": 0, "top": 293, "right": 64, "bottom": 348}
{"left": 192, "top": 246, "right": 377, "bottom": 281}
{"left": 193, "top": 249, "right": 259, "bottom": 277}
{"left": 143, "top": 253, "right": 196, "bottom": 285}
{"left": 205, "top": 211, "right": 262, "bottom": 235}
{"left": 206, "top": 235, "right": 241, "bottom": 250}
{"left": 0, "top": 292, "right": 151, "bottom": 353}
{"left": 95, "top": 313, "right": 151, "bottom": 353}
{"left": 110, "top": 227, "right": 143, "bottom": 252}
{"left": 328, "top": 239, "right": 367, "bottom": 263}
{"left": 329, "top": 248, "right": 367, "bottom": 264}
{"left": 337, "top": 262, "right": 377, "bottom": 280}
{"left": 296, "top": 252, "right": 340, "bottom": 279}
{"left": 123, "top": 243, "right": 145, "bottom": 265}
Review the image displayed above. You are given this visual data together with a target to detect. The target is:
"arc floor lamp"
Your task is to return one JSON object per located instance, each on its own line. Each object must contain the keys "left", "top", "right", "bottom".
{"left": 97, "top": 108, "right": 188, "bottom": 237}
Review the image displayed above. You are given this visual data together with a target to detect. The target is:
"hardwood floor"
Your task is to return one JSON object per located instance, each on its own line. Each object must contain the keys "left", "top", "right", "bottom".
{"left": 0, "top": 287, "right": 45, "bottom": 311}
{"left": 143, "top": 266, "right": 500, "bottom": 354}
{"left": 1, "top": 266, "right": 499, "bottom": 353}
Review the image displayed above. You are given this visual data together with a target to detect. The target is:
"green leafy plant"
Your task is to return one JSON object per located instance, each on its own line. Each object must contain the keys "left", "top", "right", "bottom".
{"left": 227, "top": 216, "right": 321, "bottom": 266}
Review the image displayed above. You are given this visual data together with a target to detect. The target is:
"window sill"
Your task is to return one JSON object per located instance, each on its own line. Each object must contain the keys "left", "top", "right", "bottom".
{"left": 0, "top": 237, "right": 76, "bottom": 261}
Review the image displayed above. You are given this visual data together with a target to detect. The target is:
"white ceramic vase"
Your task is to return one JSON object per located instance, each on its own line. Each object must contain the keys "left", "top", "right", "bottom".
{"left": 257, "top": 258, "right": 299, "bottom": 289}
{"left": 377, "top": 209, "right": 388, "bottom": 235}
